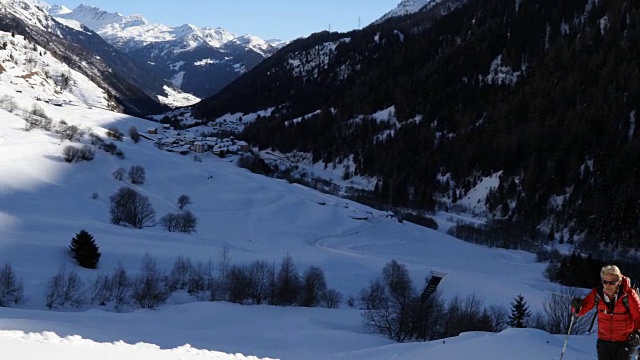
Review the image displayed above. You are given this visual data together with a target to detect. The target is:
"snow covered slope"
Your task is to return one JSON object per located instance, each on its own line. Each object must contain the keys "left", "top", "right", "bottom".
{"left": 375, "top": 0, "right": 464, "bottom": 23}
{"left": 0, "top": 64, "right": 595, "bottom": 359}
{"left": 0, "top": 29, "right": 110, "bottom": 109}
{"left": 0, "top": 1, "right": 194, "bottom": 111}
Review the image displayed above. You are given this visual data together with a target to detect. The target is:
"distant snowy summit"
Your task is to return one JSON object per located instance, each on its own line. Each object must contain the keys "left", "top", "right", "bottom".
{"left": 376, "top": 0, "right": 438, "bottom": 23}
{"left": 48, "top": 4, "right": 146, "bottom": 30}
{"left": 48, "top": 4, "right": 284, "bottom": 56}
{"left": 45, "top": 3, "right": 287, "bottom": 98}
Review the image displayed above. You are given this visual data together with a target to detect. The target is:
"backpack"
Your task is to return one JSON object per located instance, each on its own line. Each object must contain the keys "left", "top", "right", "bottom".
{"left": 588, "top": 279, "right": 639, "bottom": 333}
{"left": 594, "top": 290, "right": 631, "bottom": 313}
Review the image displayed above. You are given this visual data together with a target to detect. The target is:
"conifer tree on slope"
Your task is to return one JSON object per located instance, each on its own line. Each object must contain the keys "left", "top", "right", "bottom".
{"left": 508, "top": 293, "right": 532, "bottom": 328}
{"left": 69, "top": 230, "right": 101, "bottom": 269}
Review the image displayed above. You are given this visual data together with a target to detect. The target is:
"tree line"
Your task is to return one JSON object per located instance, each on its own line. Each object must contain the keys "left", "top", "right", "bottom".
{"left": 1, "top": 254, "right": 595, "bottom": 342}
{"left": 359, "top": 260, "right": 591, "bottom": 342}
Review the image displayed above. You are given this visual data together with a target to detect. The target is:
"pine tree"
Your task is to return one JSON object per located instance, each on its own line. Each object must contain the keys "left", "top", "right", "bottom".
{"left": 69, "top": 230, "right": 101, "bottom": 269}
{"left": 274, "top": 253, "right": 300, "bottom": 306}
{"left": 508, "top": 293, "right": 532, "bottom": 328}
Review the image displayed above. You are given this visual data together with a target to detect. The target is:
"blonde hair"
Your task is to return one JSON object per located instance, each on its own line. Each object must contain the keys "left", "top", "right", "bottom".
{"left": 601, "top": 265, "right": 622, "bottom": 280}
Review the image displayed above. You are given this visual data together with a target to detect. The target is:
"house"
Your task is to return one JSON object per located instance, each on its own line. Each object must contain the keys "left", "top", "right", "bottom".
{"left": 193, "top": 141, "right": 207, "bottom": 153}
{"left": 228, "top": 145, "right": 239, "bottom": 154}
{"left": 164, "top": 145, "right": 191, "bottom": 155}
{"left": 212, "top": 144, "right": 228, "bottom": 156}
{"left": 147, "top": 127, "right": 158, "bottom": 134}
{"left": 162, "top": 137, "right": 178, "bottom": 146}
{"left": 236, "top": 141, "right": 250, "bottom": 153}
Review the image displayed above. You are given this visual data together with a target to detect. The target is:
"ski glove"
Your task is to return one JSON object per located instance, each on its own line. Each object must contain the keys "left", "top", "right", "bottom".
{"left": 629, "top": 330, "right": 640, "bottom": 347}
{"left": 571, "top": 297, "right": 583, "bottom": 313}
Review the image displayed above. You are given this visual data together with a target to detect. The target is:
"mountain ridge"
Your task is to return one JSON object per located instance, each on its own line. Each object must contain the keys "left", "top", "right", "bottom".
{"left": 48, "top": 3, "right": 285, "bottom": 98}
{"left": 0, "top": 0, "right": 177, "bottom": 115}
{"left": 189, "top": 0, "right": 640, "bottom": 252}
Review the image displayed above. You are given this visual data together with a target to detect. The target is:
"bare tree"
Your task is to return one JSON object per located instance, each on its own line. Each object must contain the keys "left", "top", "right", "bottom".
{"left": 30, "top": 103, "right": 47, "bottom": 119}
{"left": 442, "top": 293, "right": 492, "bottom": 338}
{"left": 412, "top": 287, "right": 445, "bottom": 341}
{"left": 110, "top": 263, "right": 131, "bottom": 309}
{"left": 24, "top": 114, "right": 38, "bottom": 131}
{"left": 59, "top": 124, "right": 82, "bottom": 142}
{"left": 381, "top": 260, "right": 415, "bottom": 341}
{"left": 360, "top": 260, "right": 416, "bottom": 342}
{"left": 160, "top": 211, "right": 197, "bottom": 233}
{"left": 207, "top": 276, "right": 224, "bottom": 302}
{"left": 128, "top": 165, "right": 146, "bottom": 185}
{"left": 360, "top": 279, "right": 393, "bottom": 335}
{"left": 109, "top": 187, "right": 156, "bottom": 228}
{"left": 0, "top": 263, "right": 26, "bottom": 307}
{"left": 89, "top": 132, "right": 104, "bottom": 146}
{"left": 177, "top": 194, "right": 191, "bottom": 210}
{"left": 159, "top": 213, "right": 179, "bottom": 232}
{"left": 227, "top": 265, "right": 252, "bottom": 304}
{"left": 112, "top": 167, "right": 126, "bottom": 181}
{"left": 62, "top": 145, "right": 81, "bottom": 163}
{"left": 44, "top": 266, "right": 85, "bottom": 309}
{"left": 89, "top": 273, "right": 112, "bottom": 305}
{"left": 536, "top": 287, "right": 591, "bottom": 335}
{"left": 187, "top": 260, "right": 212, "bottom": 299}
{"left": 248, "top": 260, "right": 274, "bottom": 305}
{"left": 129, "top": 126, "right": 140, "bottom": 143}
{"left": 218, "top": 247, "right": 231, "bottom": 299}
{"left": 167, "top": 256, "right": 194, "bottom": 292}
{"left": 0, "top": 95, "right": 18, "bottom": 113}
{"left": 488, "top": 304, "right": 509, "bottom": 332}
{"left": 79, "top": 145, "right": 95, "bottom": 161}
{"left": 40, "top": 117, "right": 53, "bottom": 131}
{"left": 106, "top": 126, "right": 123, "bottom": 141}
{"left": 132, "top": 254, "right": 169, "bottom": 309}
{"left": 300, "top": 266, "right": 327, "bottom": 307}
{"left": 319, "top": 288, "right": 343, "bottom": 308}
{"left": 177, "top": 211, "right": 197, "bottom": 233}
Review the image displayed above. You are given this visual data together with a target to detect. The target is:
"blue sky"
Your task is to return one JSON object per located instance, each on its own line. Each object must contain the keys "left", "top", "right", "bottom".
{"left": 58, "top": 1, "right": 402, "bottom": 41}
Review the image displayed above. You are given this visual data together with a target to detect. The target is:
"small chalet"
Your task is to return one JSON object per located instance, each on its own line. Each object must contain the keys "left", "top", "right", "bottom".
{"left": 236, "top": 141, "right": 250, "bottom": 153}
{"left": 193, "top": 141, "right": 207, "bottom": 153}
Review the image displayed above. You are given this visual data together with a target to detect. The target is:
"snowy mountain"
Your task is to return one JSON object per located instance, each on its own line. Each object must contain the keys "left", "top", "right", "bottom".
{"left": 50, "top": 4, "right": 285, "bottom": 98}
{"left": 0, "top": 29, "right": 110, "bottom": 109}
{"left": 48, "top": 4, "right": 147, "bottom": 35}
{"left": 376, "top": 0, "right": 438, "bottom": 22}
{"left": 0, "top": 0, "right": 199, "bottom": 113}
{"left": 49, "top": 5, "right": 234, "bottom": 53}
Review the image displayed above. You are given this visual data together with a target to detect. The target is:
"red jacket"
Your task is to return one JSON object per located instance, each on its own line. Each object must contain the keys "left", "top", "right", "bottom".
{"left": 576, "top": 276, "right": 640, "bottom": 341}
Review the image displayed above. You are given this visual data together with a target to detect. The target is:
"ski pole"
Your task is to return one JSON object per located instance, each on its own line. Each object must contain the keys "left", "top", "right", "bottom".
{"left": 560, "top": 313, "right": 576, "bottom": 360}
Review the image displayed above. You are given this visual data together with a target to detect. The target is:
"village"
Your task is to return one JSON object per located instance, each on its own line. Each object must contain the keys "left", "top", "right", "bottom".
{"left": 145, "top": 123, "right": 251, "bottom": 157}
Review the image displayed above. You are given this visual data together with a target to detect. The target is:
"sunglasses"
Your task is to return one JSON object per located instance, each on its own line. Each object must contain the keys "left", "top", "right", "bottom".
{"left": 602, "top": 279, "right": 620, "bottom": 285}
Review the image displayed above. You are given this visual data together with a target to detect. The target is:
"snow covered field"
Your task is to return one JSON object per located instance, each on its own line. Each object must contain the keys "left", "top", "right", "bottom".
{"left": 0, "top": 85, "right": 600, "bottom": 359}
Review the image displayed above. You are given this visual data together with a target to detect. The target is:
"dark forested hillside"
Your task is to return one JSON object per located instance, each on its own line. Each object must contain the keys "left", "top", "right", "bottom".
{"left": 192, "top": 0, "right": 640, "bottom": 253}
